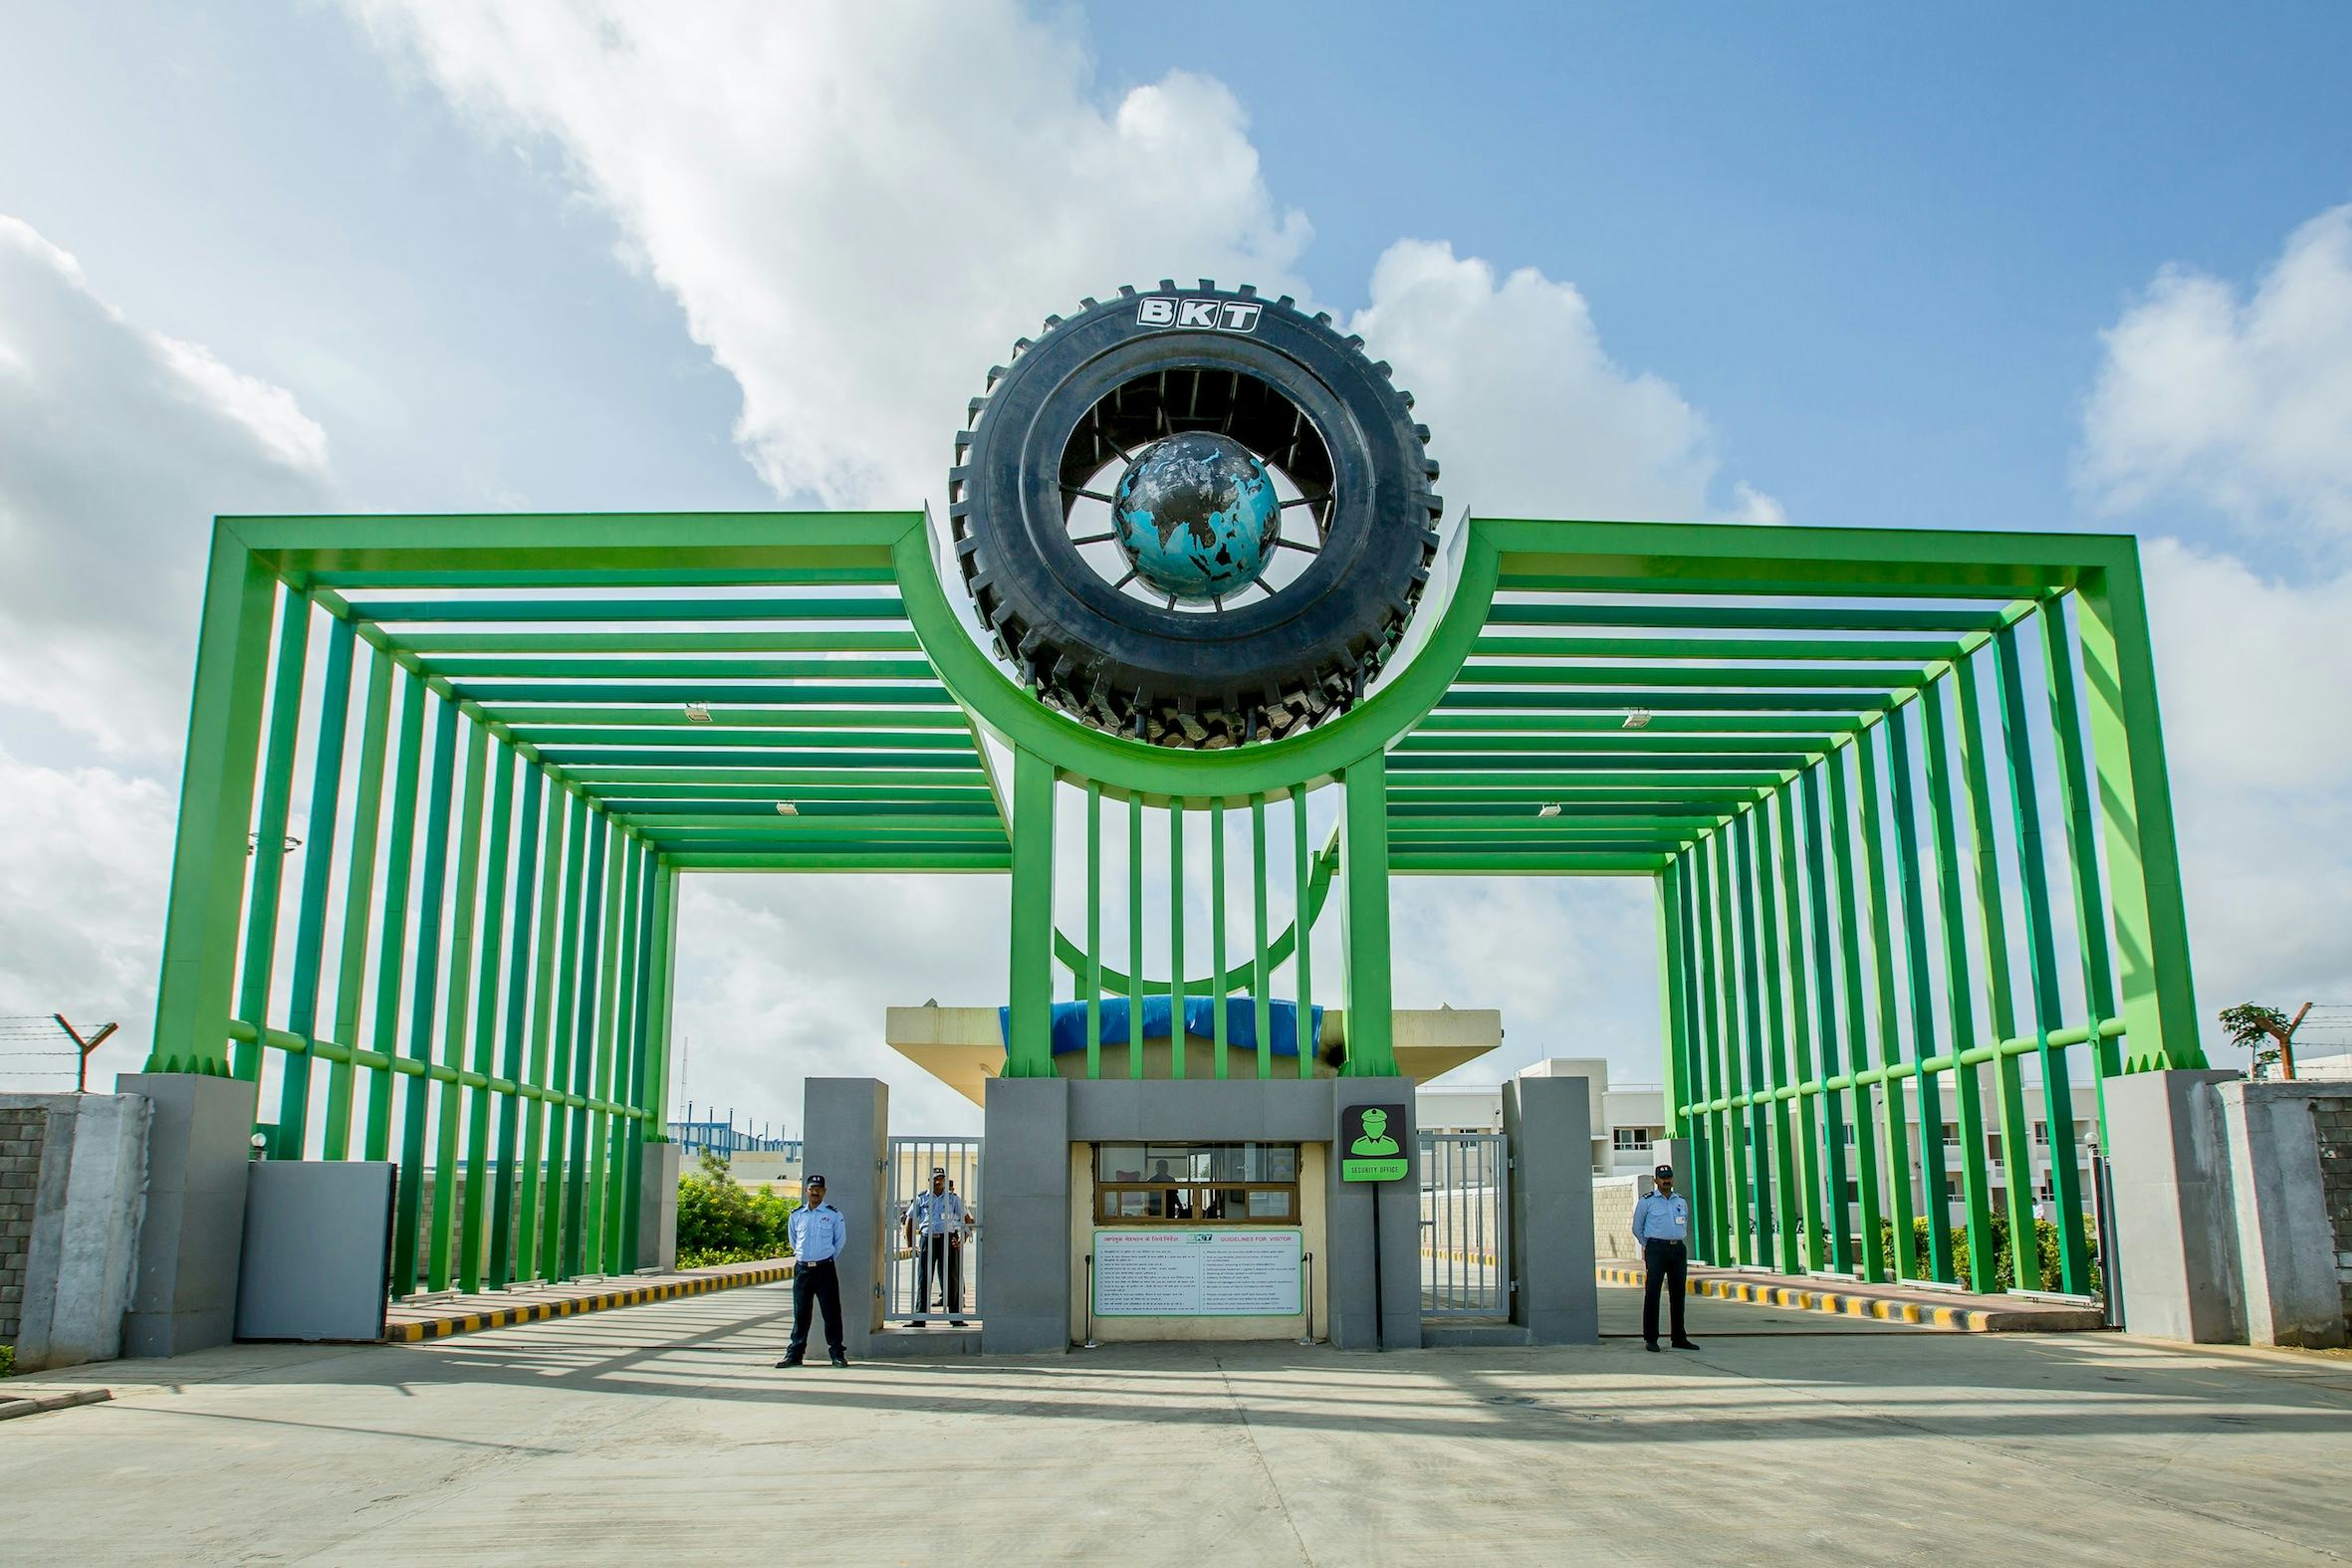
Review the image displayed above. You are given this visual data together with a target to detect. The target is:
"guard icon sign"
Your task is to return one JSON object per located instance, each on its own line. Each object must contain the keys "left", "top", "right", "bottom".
{"left": 1340, "top": 1103, "right": 1408, "bottom": 1183}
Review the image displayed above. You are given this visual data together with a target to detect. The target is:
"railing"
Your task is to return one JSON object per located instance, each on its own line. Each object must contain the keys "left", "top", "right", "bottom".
{"left": 884, "top": 1136, "right": 982, "bottom": 1326}
{"left": 1419, "top": 1130, "right": 1511, "bottom": 1319}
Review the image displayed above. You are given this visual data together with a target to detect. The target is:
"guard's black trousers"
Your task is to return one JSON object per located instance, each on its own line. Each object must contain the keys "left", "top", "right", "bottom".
{"left": 788, "top": 1256, "right": 843, "bottom": 1360}
{"left": 915, "top": 1233, "right": 963, "bottom": 1313}
{"left": 1641, "top": 1237, "right": 1690, "bottom": 1345}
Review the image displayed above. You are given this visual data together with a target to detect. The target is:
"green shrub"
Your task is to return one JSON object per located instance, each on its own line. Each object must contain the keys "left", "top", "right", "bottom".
{"left": 1875, "top": 1213, "right": 2101, "bottom": 1295}
{"left": 0, "top": 1342, "right": 14, "bottom": 1378}
{"left": 674, "top": 1151, "right": 797, "bottom": 1262}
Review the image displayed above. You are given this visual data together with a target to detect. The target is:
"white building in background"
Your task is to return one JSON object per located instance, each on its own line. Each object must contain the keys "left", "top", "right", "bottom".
{"left": 1421, "top": 1055, "right": 2109, "bottom": 1216}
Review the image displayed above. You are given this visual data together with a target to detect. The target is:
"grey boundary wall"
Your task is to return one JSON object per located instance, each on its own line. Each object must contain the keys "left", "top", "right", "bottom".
{"left": 0, "top": 1092, "right": 151, "bottom": 1372}
{"left": 2108, "top": 1069, "right": 2352, "bottom": 1349}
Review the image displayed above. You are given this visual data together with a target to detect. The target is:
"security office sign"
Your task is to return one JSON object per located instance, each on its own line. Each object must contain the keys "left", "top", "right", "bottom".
{"left": 1340, "top": 1103, "right": 1409, "bottom": 1182}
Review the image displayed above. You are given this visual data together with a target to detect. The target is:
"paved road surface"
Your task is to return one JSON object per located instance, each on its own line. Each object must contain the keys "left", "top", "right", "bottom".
{"left": 6, "top": 1281, "right": 2348, "bottom": 1564}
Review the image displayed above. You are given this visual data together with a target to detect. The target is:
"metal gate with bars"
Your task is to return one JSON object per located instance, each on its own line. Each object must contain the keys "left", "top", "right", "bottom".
{"left": 883, "top": 1136, "right": 982, "bottom": 1325}
{"left": 1419, "top": 1131, "right": 1511, "bottom": 1319}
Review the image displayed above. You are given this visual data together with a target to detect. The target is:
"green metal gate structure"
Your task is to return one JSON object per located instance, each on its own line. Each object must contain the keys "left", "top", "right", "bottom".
{"left": 145, "top": 509, "right": 2202, "bottom": 1301}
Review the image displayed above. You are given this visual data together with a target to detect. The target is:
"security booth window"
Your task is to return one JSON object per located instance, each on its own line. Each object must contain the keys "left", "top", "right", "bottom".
{"left": 1094, "top": 1143, "right": 1300, "bottom": 1226}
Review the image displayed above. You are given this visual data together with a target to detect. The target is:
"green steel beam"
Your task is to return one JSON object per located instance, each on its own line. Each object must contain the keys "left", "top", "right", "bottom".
{"left": 1004, "top": 748, "right": 1057, "bottom": 1078}
{"left": 274, "top": 613, "right": 354, "bottom": 1157}
{"left": 324, "top": 648, "right": 394, "bottom": 1160}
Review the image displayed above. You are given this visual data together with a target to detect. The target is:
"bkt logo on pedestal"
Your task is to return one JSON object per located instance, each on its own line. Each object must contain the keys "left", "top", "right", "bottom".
{"left": 1136, "top": 297, "right": 1262, "bottom": 332}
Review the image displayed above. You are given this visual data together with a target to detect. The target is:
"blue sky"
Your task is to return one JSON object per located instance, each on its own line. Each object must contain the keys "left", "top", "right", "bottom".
{"left": 2, "top": 2, "right": 2347, "bottom": 1121}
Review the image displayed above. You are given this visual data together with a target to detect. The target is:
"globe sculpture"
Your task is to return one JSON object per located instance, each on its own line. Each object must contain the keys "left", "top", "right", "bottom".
{"left": 1109, "top": 431, "right": 1282, "bottom": 602}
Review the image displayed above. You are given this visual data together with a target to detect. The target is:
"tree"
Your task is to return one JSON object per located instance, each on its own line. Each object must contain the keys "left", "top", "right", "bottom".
{"left": 2219, "top": 1002, "right": 2310, "bottom": 1080}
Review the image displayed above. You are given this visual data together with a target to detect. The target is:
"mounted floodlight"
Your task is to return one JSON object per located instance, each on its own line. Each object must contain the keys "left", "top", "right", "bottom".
{"left": 1536, "top": 803, "right": 1562, "bottom": 818}
{"left": 683, "top": 702, "right": 712, "bottom": 722}
{"left": 774, "top": 801, "right": 799, "bottom": 815}
{"left": 1622, "top": 708, "right": 1652, "bottom": 729}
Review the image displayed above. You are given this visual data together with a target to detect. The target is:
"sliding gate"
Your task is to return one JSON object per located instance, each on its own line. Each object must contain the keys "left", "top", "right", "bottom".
{"left": 1419, "top": 1131, "right": 1512, "bottom": 1319}
{"left": 882, "top": 1136, "right": 982, "bottom": 1324}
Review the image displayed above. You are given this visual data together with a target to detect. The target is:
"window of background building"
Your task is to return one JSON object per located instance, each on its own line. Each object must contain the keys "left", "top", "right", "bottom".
{"left": 1613, "top": 1128, "right": 1654, "bottom": 1152}
{"left": 1092, "top": 1143, "right": 1299, "bottom": 1226}
{"left": 1943, "top": 1123, "right": 1960, "bottom": 1147}
{"left": 2032, "top": 1120, "right": 2049, "bottom": 1146}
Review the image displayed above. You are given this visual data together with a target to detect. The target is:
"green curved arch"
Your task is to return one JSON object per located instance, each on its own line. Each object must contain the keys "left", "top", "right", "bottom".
{"left": 1053, "top": 838, "right": 1339, "bottom": 995}
{"left": 890, "top": 514, "right": 1501, "bottom": 798}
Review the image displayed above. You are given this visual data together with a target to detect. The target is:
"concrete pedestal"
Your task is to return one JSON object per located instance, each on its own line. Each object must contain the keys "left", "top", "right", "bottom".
{"left": 980, "top": 1077, "right": 1071, "bottom": 1355}
{"left": 117, "top": 1072, "right": 258, "bottom": 1359}
{"left": 2106, "top": 1069, "right": 2242, "bottom": 1343}
{"left": 802, "top": 1078, "right": 888, "bottom": 1357}
{"left": 2217, "top": 1080, "right": 2352, "bottom": 1349}
{"left": 637, "top": 1141, "right": 681, "bottom": 1271}
{"left": 1, "top": 1092, "right": 150, "bottom": 1371}
{"left": 1506, "top": 1076, "right": 1599, "bottom": 1344}
{"left": 1326, "top": 1076, "right": 1421, "bottom": 1350}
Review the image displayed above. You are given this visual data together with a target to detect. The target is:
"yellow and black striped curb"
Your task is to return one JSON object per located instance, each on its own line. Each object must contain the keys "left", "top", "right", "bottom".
{"left": 1593, "top": 1264, "right": 2103, "bottom": 1333}
{"left": 390, "top": 1261, "right": 795, "bottom": 1343}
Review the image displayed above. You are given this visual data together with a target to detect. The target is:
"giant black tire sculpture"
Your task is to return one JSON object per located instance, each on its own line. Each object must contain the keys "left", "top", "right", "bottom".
{"left": 949, "top": 282, "right": 1442, "bottom": 748}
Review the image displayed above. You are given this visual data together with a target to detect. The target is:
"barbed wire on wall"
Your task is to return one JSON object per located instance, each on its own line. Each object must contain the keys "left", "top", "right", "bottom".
{"left": 0, "top": 1014, "right": 119, "bottom": 1092}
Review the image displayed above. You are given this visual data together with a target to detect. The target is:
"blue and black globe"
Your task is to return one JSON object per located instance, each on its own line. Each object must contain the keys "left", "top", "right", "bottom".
{"left": 1110, "top": 431, "right": 1281, "bottom": 602}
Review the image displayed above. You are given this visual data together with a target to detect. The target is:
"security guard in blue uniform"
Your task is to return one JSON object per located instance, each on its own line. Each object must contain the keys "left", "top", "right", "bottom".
{"left": 904, "top": 1167, "right": 972, "bottom": 1327}
{"left": 779, "top": 1173, "right": 848, "bottom": 1367}
{"left": 1630, "top": 1163, "right": 1701, "bottom": 1352}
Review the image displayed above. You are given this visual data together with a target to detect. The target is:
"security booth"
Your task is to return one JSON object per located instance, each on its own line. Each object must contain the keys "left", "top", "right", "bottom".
{"left": 130, "top": 280, "right": 2208, "bottom": 1359}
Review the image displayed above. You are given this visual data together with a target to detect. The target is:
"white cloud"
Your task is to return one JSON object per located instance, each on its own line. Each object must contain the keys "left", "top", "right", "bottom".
{"left": 0, "top": 746, "right": 175, "bottom": 1090}
{"left": 2081, "top": 203, "right": 2352, "bottom": 550}
{"left": 2081, "top": 204, "right": 2352, "bottom": 1023}
{"left": 1349, "top": 240, "right": 1778, "bottom": 524}
{"left": 0, "top": 216, "right": 329, "bottom": 760}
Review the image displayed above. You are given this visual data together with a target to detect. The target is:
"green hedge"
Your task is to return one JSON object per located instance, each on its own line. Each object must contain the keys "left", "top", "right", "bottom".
{"left": 0, "top": 1342, "right": 14, "bottom": 1379}
{"left": 1876, "top": 1215, "right": 2102, "bottom": 1295}
{"left": 675, "top": 1152, "right": 797, "bottom": 1264}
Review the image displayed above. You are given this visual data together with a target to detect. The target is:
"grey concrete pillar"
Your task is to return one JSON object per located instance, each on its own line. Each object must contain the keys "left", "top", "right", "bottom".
{"left": 802, "top": 1077, "right": 888, "bottom": 1357}
{"left": 637, "top": 1141, "right": 681, "bottom": 1271}
{"left": 980, "top": 1076, "right": 1070, "bottom": 1354}
{"left": 118, "top": 1072, "right": 258, "bottom": 1359}
{"left": 1326, "top": 1076, "right": 1421, "bottom": 1350}
{"left": 2216, "top": 1080, "right": 2351, "bottom": 1349}
{"left": 2105, "top": 1068, "right": 2242, "bottom": 1343}
{"left": 4, "top": 1092, "right": 151, "bottom": 1372}
{"left": 1506, "top": 1077, "right": 1599, "bottom": 1344}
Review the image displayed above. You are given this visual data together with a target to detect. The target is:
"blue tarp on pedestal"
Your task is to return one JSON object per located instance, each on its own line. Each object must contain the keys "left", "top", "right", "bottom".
{"left": 995, "top": 997, "right": 1322, "bottom": 1058}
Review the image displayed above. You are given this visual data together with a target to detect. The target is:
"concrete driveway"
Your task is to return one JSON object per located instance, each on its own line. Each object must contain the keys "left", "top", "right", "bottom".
{"left": 6, "top": 1280, "right": 2349, "bottom": 1564}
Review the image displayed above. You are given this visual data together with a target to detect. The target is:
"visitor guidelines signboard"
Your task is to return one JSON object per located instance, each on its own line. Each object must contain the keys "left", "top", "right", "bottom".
{"left": 1091, "top": 1229, "right": 1303, "bottom": 1316}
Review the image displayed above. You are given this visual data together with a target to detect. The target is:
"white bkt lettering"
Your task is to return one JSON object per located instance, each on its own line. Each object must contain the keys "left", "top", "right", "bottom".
{"left": 1135, "top": 297, "right": 1263, "bottom": 333}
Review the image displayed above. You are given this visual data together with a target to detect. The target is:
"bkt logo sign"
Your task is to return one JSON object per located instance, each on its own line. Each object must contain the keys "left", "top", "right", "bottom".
{"left": 1136, "top": 296, "right": 1262, "bottom": 333}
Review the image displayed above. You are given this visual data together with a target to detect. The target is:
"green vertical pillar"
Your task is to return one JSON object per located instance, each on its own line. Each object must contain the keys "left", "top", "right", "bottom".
{"left": 1129, "top": 796, "right": 1147, "bottom": 1080}
{"left": 1687, "top": 842, "right": 1733, "bottom": 1262}
{"left": 2074, "top": 560, "right": 2204, "bottom": 1071}
{"left": 324, "top": 648, "right": 393, "bottom": 1161}
{"left": 1252, "top": 795, "right": 1272, "bottom": 1081}
{"left": 1657, "top": 865, "right": 1688, "bottom": 1139}
{"left": 1210, "top": 798, "right": 1230, "bottom": 1080}
{"left": 514, "top": 775, "right": 565, "bottom": 1285}
{"left": 1709, "top": 830, "right": 1756, "bottom": 1264}
{"left": 364, "top": 673, "right": 429, "bottom": 1164}
{"left": 427, "top": 718, "right": 491, "bottom": 1291}
{"left": 148, "top": 528, "right": 278, "bottom": 1077}
{"left": 2043, "top": 601, "right": 2123, "bottom": 1088}
{"left": 564, "top": 813, "right": 610, "bottom": 1280}
{"left": 391, "top": 692, "right": 460, "bottom": 1297}
{"left": 1006, "top": 748, "right": 1057, "bottom": 1080}
{"left": 1745, "top": 807, "right": 1801, "bottom": 1273}
{"left": 489, "top": 764, "right": 545, "bottom": 1288}
{"left": 1084, "top": 781, "right": 1102, "bottom": 1081}
{"left": 275, "top": 614, "right": 355, "bottom": 1158}
{"left": 541, "top": 791, "right": 588, "bottom": 1279}
{"left": 458, "top": 737, "right": 515, "bottom": 1292}
{"left": 620, "top": 841, "right": 659, "bottom": 1268}
{"left": 1823, "top": 752, "right": 1889, "bottom": 1281}
{"left": 1770, "top": 789, "right": 1828, "bottom": 1272}
{"left": 1291, "top": 788, "right": 1315, "bottom": 1081}
{"left": 1997, "top": 622, "right": 2093, "bottom": 1293}
{"left": 1884, "top": 711, "right": 1953, "bottom": 1281}
{"left": 1921, "top": 682, "right": 1999, "bottom": 1292}
{"left": 1169, "top": 800, "right": 1187, "bottom": 1080}
{"left": 1337, "top": 754, "right": 1396, "bottom": 1077}
{"left": 1797, "top": 768, "right": 1854, "bottom": 1274}
{"left": 596, "top": 831, "right": 639, "bottom": 1270}
{"left": 232, "top": 587, "right": 312, "bottom": 1085}
{"left": 1955, "top": 656, "right": 2039, "bottom": 1290}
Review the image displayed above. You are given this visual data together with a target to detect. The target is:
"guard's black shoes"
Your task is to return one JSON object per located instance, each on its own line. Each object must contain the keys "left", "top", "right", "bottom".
{"left": 1644, "top": 1341, "right": 1661, "bottom": 1352}
{"left": 1672, "top": 1339, "right": 1701, "bottom": 1350}
{"left": 829, "top": 1354, "right": 849, "bottom": 1368}
{"left": 776, "top": 1356, "right": 804, "bottom": 1368}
